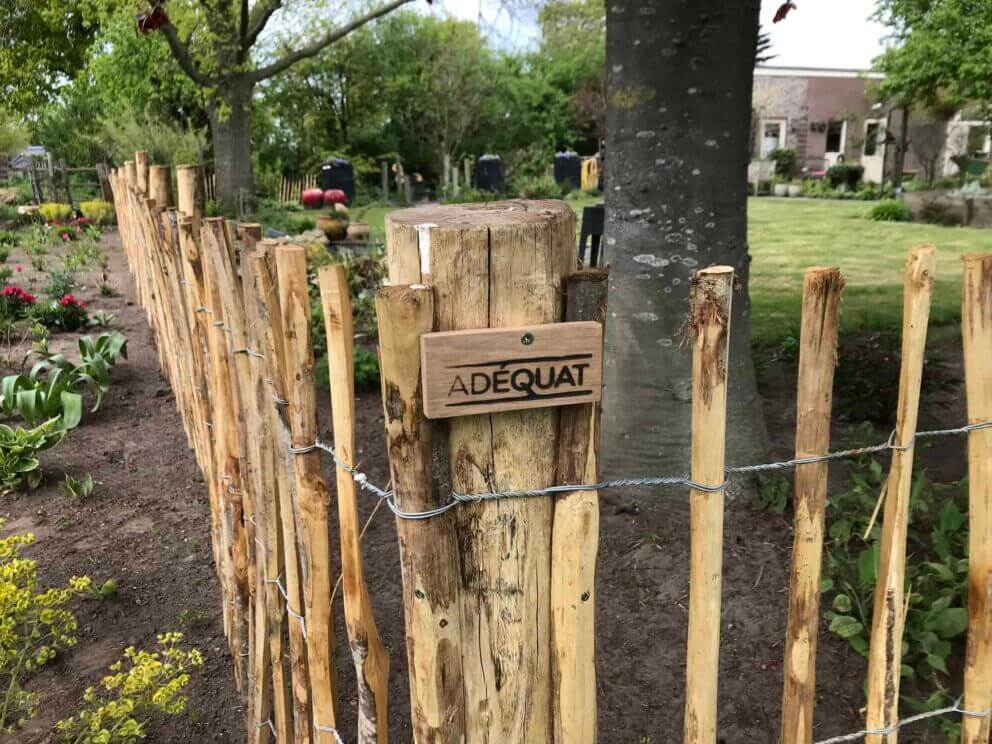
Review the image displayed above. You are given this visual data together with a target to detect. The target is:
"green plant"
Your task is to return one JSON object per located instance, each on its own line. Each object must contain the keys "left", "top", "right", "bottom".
{"left": 87, "top": 311, "right": 116, "bottom": 328}
{"left": 769, "top": 148, "right": 798, "bottom": 178}
{"left": 0, "top": 246, "right": 8, "bottom": 264}
{"left": 55, "top": 633, "right": 203, "bottom": 743}
{"left": 750, "top": 472, "right": 790, "bottom": 514}
{"left": 79, "top": 200, "right": 115, "bottom": 226}
{"left": 0, "top": 523, "right": 90, "bottom": 732}
{"left": 0, "top": 367, "right": 83, "bottom": 429}
{"left": 37, "top": 204, "right": 73, "bottom": 223}
{"left": 88, "top": 579, "right": 117, "bottom": 601}
{"left": 43, "top": 266, "right": 79, "bottom": 300}
{"left": 354, "top": 347, "right": 380, "bottom": 389}
{"left": 867, "top": 199, "right": 912, "bottom": 222}
{"left": 59, "top": 473, "right": 94, "bottom": 500}
{"left": 0, "top": 231, "right": 16, "bottom": 248}
{"left": 0, "top": 419, "right": 67, "bottom": 493}
{"left": 821, "top": 449, "right": 970, "bottom": 731}
{"left": 826, "top": 163, "right": 864, "bottom": 191}
{"left": 516, "top": 174, "right": 564, "bottom": 200}
{"left": 99, "top": 283, "right": 116, "bottom": 297}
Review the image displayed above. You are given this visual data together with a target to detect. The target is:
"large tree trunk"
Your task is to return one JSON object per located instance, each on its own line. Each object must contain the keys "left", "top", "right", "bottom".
{"left": 602, "top": 0, "right": 766, "bottom": 476}
{"left": 208, "top": 77, "right": 256, "bottom": 214}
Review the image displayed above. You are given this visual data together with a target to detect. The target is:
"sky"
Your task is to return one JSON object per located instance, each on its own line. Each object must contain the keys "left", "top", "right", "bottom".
{"left": 430, "top": 0, "right": 890, "bottom": 70}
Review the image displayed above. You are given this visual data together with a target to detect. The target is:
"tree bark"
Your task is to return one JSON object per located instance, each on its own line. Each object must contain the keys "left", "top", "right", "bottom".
{"left": 602, "top": 0, "right": 767, "bottom": 476}
{"left": 208, "top": 77, "right": 257, "bottom": 214}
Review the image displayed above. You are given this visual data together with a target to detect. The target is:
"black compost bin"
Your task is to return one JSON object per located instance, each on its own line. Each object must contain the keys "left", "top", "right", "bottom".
{"left": 475, "top": 154, "right": 504, "bottom": 193}
{"left": 318, "top": 157, "right": 355, "bottom": 204}
{"left": 554, "top": 150, "right": 581, "bottom": 191}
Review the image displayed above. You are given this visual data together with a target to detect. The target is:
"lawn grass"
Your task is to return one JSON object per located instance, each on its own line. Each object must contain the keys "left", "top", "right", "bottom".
{"left": 329, "top": 195, "right": 992, "bottom": 344}
{"left": 747, "top": 197, "right": 992, "bottom": 342}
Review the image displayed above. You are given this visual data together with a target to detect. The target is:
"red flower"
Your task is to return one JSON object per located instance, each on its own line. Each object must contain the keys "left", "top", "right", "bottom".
{"left": 59, "top": 294, "right": 86, "bottom": 308}
{"left": 2, "top": 286, "right": 36, "bottom": 304}
{"left": 15, "top": 265, "right": 22, "bottom": 273}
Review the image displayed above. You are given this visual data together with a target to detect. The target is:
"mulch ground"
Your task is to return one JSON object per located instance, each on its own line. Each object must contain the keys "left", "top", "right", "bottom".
{"left": 1, "top": 230, "right": 969, "bottom": 742}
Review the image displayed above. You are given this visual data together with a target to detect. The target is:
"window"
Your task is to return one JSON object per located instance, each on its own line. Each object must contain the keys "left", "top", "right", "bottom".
{"left": 826, "top": 120, "right": 845, "bottom": 153}
{"left": 966, "top": 125, "right": 990, "bottom": 158}
{"left": 760, "top": 119, "right": 786, "bottom": 157}
{"left": 864, "top": 121, "right": 881, "bottom": 157}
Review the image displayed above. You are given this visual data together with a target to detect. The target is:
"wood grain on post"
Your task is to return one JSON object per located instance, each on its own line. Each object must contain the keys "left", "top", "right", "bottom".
{"left": 200, "top": 219, "right": 251, "bottom": 695}
{"left": 684, "top": 265, "right": 734, "bottom": 744}
{"left": 149, "top": 165, "right": 173, "bottom": 208}
{"left": 124, "top": 161, "right": 137, "bottom": 189}
{"left": 134, "top": 151, "right": 149, "bottom": 195}
{"left": 385, "top": 200, "right": 575, "bottom": 742}
{"left": 274, "top": 245, "right": 339, "bottom": 741}
{"left": 375, "top": 284, "right": 465, "bottom": 743}
{"left": 962, "top": 253, "right": 992, "bottom": 744}
{"left": 253, "top": 242, "right": 313, "bottom": 744}
{"left": 780, "top": 268, "right": 845, "bottom": 744}
{"left": 176, "top": 165, "right": 205, "bottom": 227}
{"left": 318, "top": 264, "right": 389, "bottom": 743}
{"left": 552, "top": 268, "right": 608, "bottom": 744}
{"left": 240, "top": 224, "right": 293, "bottom": 744}
{"left": 865, "top": 244, "right": 936, "bottom": 744}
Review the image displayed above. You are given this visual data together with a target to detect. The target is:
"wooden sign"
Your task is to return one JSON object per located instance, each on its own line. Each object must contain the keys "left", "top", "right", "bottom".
{"left": 421, "top": 321, "right": 603, "bottom": 419}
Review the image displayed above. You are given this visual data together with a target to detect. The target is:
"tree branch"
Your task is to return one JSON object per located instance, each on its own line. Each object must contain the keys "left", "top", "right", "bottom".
{"left": 161, "top": 22, "right": 217, "bottom": 87}
{"left": 244, "top": 0, "right": 282, "bottom": 51}
{"left": 248, "top": 0, "right": 415, "bottom": 83}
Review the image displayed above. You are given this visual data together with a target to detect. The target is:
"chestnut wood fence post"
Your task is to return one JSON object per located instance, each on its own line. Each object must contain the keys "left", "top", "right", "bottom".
{"left": 865, "top": 245, "right": 936, "bottom": 744}
{"left": 274, "top": 245, "right": 340, "bottom": 742}
{"left": 552, "top": 268, "right": 608, "bottom": 744}
{"left": 962, "top": 253, "right": 992, "bottom": 744}
{"left": 384, "top": 201, "right": 575, "bottom": 742}
{"left": 683, "top": 266, "right": 734, "bottom": 744}
{"left": 781, "top": 267, "right": 845, "bottom": 744}
{"left": 318, "top": 264, "right": 389, "bottom": 743}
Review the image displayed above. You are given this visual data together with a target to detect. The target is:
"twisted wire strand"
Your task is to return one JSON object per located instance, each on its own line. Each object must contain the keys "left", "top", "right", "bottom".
{"left": 286, "top": 420, "right": 992, "bottom": 521}
{"left": 813, "top": 697, "right": 990, "bottom": 744}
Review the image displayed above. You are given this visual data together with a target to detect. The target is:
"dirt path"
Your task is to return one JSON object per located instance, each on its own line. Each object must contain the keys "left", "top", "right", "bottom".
{"left": 1, "top": 229, "right": 931, "bottom": 743}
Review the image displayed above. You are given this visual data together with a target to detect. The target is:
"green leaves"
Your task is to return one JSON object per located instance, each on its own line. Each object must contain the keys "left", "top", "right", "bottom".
{"left": 0, "top": 419, "right": 67, "bottom": 493}
{"left": 829, "top": 615, "right": 863, "bottom": 639}
{"left": 0, "top": 332, "right": 127, "bottom": 429}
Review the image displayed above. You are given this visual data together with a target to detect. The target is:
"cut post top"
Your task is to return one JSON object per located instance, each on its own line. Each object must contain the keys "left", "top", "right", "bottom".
{"left": 385, "top": 199, "right": 574, "bottom": 230}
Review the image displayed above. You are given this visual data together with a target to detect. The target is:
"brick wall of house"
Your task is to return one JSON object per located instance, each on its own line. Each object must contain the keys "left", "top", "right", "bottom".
{"left": 752, "top": 76, "right": 809, "bottom": 163}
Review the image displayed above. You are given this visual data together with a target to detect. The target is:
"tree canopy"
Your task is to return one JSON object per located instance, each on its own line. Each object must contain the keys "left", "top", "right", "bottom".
{"left": 874, "top": 0, "right": 992, "bottom": 112}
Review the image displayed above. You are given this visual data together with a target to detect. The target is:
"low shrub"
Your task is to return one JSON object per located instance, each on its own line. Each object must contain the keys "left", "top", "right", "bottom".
{"left": 37, "top": 203, "right": 73, "bottom": 223}
{"left": 54, "top": 295, "right": 89, "bottom": 331}
{"left": 79, "top": 200, "right": 115, "bottom": 226}
{"left": 516, "top": 174, "right": 563, "bottom": 200}
{"left": 55, "top": 632, "right": 203, "bottom": 743}
{"left": 43, "top": 266, "right": 79, "bottom": 301}
{"left": 0, "top": 521, "right": 90, "bottom": 731}
{"left": 769, "top": 148, "right": 798, "bottom": 178}
{"left": 867, "top": 199, "right": 911, "bottom": 222}
{"left": 825, "top": 163, "right": 864, "bottom": 191}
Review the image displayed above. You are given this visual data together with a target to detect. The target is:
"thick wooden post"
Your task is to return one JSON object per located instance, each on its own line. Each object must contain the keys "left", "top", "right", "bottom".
{"left": 177, "top": 165, "right": 205, "bottom": 226}
{"left": 865, "top": 245, "right": 936, "bottom": 744}
{"left": 551, "top": 269, "right": 608, "bottom": 744}
{"left": 253, "top": 243, "right": 313, "bottom": 744}
{"left": 318, "top": 265, "right": 389, "bottom": 743}
{"left": 962, "top": 253, "right": 992, "bottom": 744}
{"left": 149, "top": 165, "right": 173, "bottom": 208}
{"left": 274, "top": 245, "right": 339, "bottom": 742}
{"left": 780, "top": 268, "right": 845, "bottom": 744}
{"left": 684, "top": 266, "right": 734, "bottom": 744}
{"left": 135, "top": 150, "right": 149, "bottom": 195}
{"left": 376, "top": 285, "right": 465, "bottom": 743}
{"left": 385, "top": 201, "right": 575, "bottom": 742}
{"left": 124, "top": 160, "right": 137, "bottom": 189}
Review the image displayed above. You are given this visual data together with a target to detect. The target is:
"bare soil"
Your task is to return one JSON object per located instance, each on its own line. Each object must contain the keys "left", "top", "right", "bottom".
{"left": 1, "top": 231, "right": 968, "bottom": 742}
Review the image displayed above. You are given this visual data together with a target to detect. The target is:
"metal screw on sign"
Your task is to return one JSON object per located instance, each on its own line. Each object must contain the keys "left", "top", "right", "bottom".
{"left": 520, "top": 332, "right": 534, "bottom": 346}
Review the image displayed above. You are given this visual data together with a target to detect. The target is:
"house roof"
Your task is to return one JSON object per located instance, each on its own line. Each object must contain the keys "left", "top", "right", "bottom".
{"left": 755, "top": 65, "right": 885, "bottom": 80}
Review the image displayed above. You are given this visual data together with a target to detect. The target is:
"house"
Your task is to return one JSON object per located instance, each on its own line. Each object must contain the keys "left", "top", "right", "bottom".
{"left": 752, "top": 66, "right": 891, "bottom": 182}
{"left": 8, "top": 145, "right": 49, "bottom": 171}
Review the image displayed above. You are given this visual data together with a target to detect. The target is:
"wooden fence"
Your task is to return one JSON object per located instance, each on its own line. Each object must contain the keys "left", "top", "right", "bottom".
{"left": 110, "top": 149, "right": 992, "bottom": 744}
{"left": 5, "top": 156, "right": 112, "bottom": 205}
{"left": 279, "top": 173, "right": 319, "bottom": 204}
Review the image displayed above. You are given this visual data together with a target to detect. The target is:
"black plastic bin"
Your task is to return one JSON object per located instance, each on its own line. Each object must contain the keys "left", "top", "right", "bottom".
{"left": 475, "top": 154, "right": 504, "bottom": 193}
{"left": 318, "top": 157, "right": 355, "bottom": 205}
{"left": 554, "top": 150, "right": 581, "bottom": 191}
